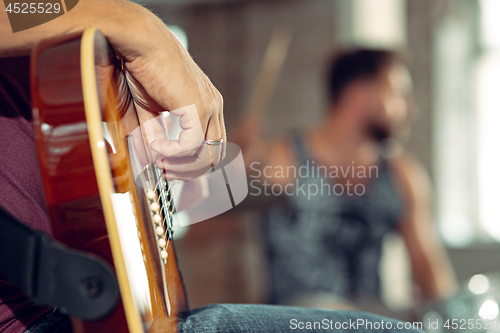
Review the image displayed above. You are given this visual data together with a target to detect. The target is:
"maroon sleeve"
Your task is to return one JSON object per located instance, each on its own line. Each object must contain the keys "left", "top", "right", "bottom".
{"left": 0, "top": 56, "right": 52, "bottom": 333}
{"left": 0, "top": 56, "right": 52, "bottom": 236}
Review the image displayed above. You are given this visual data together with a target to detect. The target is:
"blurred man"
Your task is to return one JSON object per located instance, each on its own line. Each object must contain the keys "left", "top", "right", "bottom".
{"left": 246, "top": 49, "right": 457, "bottom": 310}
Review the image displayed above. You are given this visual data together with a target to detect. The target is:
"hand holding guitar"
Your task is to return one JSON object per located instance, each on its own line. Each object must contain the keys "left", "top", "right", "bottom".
{"left": 0, "top": 0, "right": 226, "bottom": 176}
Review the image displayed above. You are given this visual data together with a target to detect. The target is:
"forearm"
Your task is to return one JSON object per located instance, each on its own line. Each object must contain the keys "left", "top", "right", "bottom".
{"left": 393, "top": 154, "right": 458, "bottom": 300}
{"left": 0, "top": 0, "right": 152, "bottom": 57}
{"left": 0, "top": 0, "right": 226, "bottom": 170}
{"left": 413, "top": 241, "right": 457, "bottom": 300}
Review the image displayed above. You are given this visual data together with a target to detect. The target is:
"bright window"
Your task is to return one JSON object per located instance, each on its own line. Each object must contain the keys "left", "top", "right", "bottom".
{"left": 436, "top": 0, "right": 500, "bottom": 247}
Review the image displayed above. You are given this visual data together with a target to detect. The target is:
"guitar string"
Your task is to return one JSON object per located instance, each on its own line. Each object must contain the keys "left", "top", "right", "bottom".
{"left": 153, "top": 143, "right": 220, "bottom": 228}
{"left": 154, "top": 168, "right": 175, "bottom": 224}
{"left": 153, "top": 166, "right": 174, "bottom": 242}
{"left": 153, "top": 183, "right": 174, "bottom": 230}
{"left": 158, "top": 171, "right": 174, "bottom": 253}
{"left": 148, "top": 144, "right": 223, "bottom": 259}
{"left": 142, "top": 167, "right": 171, "bottom": 262}
{"left": 149, "top": 166, "right": 173, "bottom": 257}
{"left": 154, "top": 170, "right": 172, "bottom": 221}
{"left": 151, "top": 167, "right": 175, "bottom": 213}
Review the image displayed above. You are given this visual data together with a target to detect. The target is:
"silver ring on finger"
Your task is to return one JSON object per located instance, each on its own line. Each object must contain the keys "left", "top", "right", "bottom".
{"left": 204, "top": 138, "right": 224, "bottom": 145}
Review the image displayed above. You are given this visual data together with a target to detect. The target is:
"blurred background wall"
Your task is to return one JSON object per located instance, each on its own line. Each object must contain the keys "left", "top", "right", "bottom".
{"left": 141, "top": 0, "right": 500, "bottom": 312}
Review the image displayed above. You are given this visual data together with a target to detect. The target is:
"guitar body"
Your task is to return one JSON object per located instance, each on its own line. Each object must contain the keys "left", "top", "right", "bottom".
{"left": 31, "top": 29, "right": 187, "bottom": 333}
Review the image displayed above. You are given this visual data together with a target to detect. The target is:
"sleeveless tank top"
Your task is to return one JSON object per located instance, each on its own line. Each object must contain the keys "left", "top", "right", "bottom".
{"left": 264, "top": 132, "right": 403, "bottom": 304}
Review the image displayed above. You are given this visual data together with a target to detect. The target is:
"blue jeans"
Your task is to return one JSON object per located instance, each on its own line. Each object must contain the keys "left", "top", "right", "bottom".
{"left": 26, "top": 305, "right": 424, "bottom": 332}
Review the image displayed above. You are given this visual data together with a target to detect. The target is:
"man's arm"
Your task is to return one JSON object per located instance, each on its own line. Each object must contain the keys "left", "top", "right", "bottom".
{"left": 0, "top": 0, "right": 225, "bottom": 172}
{"left": 0, "top": 0, "right": 143, "bottom": 56}
{"left": 392, "top": 154, "right": 457, "bottom": 300}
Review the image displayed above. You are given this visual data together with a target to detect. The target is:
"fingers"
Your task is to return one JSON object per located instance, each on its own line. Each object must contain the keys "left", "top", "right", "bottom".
{"left": 149, "top": 104, "right": 204, "bottom": 158}
{"left": 155, "top": 143, "right": 222, "bottom": 175}
{"left": 131, "top": 105, "right": 224, "bottom": 181}
{"left": 117, "top": 24, "right": 225, "bottom": 179}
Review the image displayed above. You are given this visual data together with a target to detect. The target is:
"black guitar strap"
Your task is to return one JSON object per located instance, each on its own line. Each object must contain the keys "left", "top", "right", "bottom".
{"left": 0, "top": 205, "right": 120, "bottom": 321}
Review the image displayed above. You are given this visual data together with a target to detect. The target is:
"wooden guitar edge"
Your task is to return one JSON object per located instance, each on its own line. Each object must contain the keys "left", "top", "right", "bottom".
{"left": 80, "top": 28, "right": 144, "bottom": 333}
